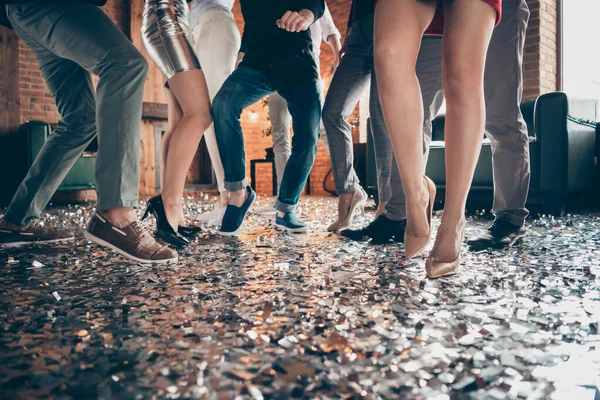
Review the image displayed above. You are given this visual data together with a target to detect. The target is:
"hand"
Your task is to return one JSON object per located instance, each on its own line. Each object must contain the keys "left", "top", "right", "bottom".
{"left": 276, "top": 9, "right": 314, "bottom": 32}
{"left": 236, "top": 52, "right": 245, "bottom": 69}
{"left": 330, "top": 53, "right": 341, "bottom": 75}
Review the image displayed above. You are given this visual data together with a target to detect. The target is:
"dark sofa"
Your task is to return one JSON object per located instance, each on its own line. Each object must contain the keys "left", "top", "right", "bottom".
{"left": 367, "top": 92, "right": 597, "bottom": 214}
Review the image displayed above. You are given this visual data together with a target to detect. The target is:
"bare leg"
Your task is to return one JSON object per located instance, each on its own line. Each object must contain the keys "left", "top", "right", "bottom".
{"left": 159, "top": 88, "right": 185, "bottom": 223}
{"left": 161, "top": 69, "right": 212, "bottom": 230}
{"left": 431, "top": 0, "right": 496, "bottom": 261}
{"left": 374, "top": 0, "right": 437, "bottom": 239}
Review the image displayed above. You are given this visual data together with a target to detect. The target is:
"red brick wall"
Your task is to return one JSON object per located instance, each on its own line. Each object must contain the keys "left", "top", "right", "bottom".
{"left": 523, "top": 0, "right": 559, "bottom": 99}
{"left": 18, "top": 1, "right": 130, "bottom": 124}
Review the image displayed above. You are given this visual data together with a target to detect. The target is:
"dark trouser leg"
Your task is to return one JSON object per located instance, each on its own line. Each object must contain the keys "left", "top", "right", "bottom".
{"left": 275, "top": 79, "right": 322, "bottom": 213}
{"left": 485, "top": 0, "right": 531, "bottom": 227}
{"left": 384, "top": 37, "right": 444, "bottom": 221}
{"left": 212, "top": 67, "right": 274, "bottom": 191}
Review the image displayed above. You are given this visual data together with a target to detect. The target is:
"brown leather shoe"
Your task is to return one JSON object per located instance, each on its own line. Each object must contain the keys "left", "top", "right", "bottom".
{"left": 0, "top": 224, "right": 74, "bottom": 248}
{"left": 84, "top": 214, "right": 178, "bottom": 264}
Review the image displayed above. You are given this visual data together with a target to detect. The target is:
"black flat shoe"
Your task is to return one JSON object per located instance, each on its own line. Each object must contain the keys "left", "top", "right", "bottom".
{"left": 142, "top": 196, "right": 190, "bottom": 248}
{"left": 178, "top": 225, "right": 202, "bottom": 238}
{"left": 467, "top": 217, "right": 526, "bottom": 250}
{"left": 340, "top": 215, "right": 406, "bottom": 244}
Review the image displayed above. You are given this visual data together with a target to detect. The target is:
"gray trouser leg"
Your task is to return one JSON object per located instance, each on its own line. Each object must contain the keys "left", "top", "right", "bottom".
{"left": 322, "top": 54, "right": 372, "bottom": 194}
{"left": 385, "top": 37, "right": 444, "bottom": 221}
{"left": 485, "top": 0, "right": 530, "bottom": 227}
{"left": 269, "top": 92, "right": 292, "bottom": 191}
{"left": 4, "top": 2, "right": 147, "bottom": 226}
{"left": 368, "top": 71, "right": 392, "bottom": 204}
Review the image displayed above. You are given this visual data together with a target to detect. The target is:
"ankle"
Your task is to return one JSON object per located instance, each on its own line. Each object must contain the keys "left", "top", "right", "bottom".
{"left": 277, "top": 211, "right": 286, "bottom": 218}
{"left": 100, "top": 207, "right": 136, "bottom": 228}
{"left": 229, "top": 189, "right": 247, "bottom": 207}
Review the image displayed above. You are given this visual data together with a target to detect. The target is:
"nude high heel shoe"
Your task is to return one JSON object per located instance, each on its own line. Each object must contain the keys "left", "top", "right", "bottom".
{"left": 425, "top": 231, "right": 464, "bottom": 278}
{"left": 328, "top": 187, "right": 368, "bottom": 232}
{"left": 404, "top": 176, "right": 436, "bottom": 259}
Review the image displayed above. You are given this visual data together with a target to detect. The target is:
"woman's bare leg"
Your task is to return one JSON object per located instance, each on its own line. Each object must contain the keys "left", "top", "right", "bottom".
{"left": 160, "top": 88, "right": 185, "bottom": 223}
{"left": 374, "top": 0, "right": 437, "bottom": 239}
{"left": 161, "top": 69, "right": 212, "bottom": 230}
{"left": 432, "top": 0, "right": 496, "bottom": 261}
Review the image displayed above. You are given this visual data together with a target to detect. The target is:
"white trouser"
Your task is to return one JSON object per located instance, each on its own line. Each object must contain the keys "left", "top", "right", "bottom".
{"left": 191, "top": 9, "right": 240, "bottom": 192}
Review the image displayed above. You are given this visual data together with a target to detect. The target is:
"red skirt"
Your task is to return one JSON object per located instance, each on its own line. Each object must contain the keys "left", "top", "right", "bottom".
{"left": 425, "top": 0, "right": 502, "bottom": 35}
{"left": 372, "top": 0, "right": 502, "bottom": 35}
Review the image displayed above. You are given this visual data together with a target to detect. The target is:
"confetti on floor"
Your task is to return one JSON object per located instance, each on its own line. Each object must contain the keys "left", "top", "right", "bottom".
{"left": 0, "top": 195, "right": 599, "bottom": 399}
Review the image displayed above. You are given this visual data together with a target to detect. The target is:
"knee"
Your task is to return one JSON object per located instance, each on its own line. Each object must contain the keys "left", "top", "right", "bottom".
{"left": 186, "top": 113, "right": 212, "bottom": 136}
{"left": 443, "top": 63, "right": 483, "bottom": 103}
{"left": 212, "top": 90, "right": 235, "bottom": 120}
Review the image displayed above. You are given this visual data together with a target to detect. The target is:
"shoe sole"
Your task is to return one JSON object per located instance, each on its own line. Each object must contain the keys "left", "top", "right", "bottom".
{"left": 0, "top": 236, "right": 75, "bottom": 248}
{"left": 218, "top": 192, "right": 256, "bottom": 237}
{"left": 84, "top": 231, "right": 178, "bottom": 265}
{"left": 275, "top": 223, "right": 308, "bottom": 234}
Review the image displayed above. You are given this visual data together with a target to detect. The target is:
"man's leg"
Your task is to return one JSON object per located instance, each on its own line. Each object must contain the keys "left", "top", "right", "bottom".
{"left": 268, "top": 92, "right": 292, "bottom": 191}
{"left": 342, "top": 37, "right": 444, "bottom": 243}
{"left": 2, "top": 25, "right": 96, "bottom": 229}
{"left": 469, "top": 0, "right": 530, "bottom": 248}
{"left": 212, "top": 67, "right": 274, "bottom": 235}
{"left": 321, "top": 54, "right": 372, "bottom": 195}
{"left": 2, "top": 3, "right": 176, "bottom": 263}
{"left": 274, "top": 78, "right": 321, "bottom": 232}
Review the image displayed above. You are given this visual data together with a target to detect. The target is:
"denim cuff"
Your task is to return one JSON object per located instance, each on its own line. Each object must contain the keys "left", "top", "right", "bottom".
{"left": 275, "top": 199, "right": 297, "bottom": 213}
{"left": 224, "top": 178, "right": 247, "bottom": 192}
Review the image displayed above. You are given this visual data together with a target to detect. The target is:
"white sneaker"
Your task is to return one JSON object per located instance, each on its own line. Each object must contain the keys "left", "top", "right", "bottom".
{"left": 252, "top": 203, "right": 277, "bottom": 215}
{"left": 197, "top": 204, "right": 225, "bottom": 225}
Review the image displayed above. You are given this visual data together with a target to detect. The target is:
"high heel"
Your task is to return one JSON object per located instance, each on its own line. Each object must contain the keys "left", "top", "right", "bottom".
{"left": 425, "top": 231, "right": 463, "bottom": 278}
{"left": 404, "top": 176, "right": 436, "bottom": 259}
{"left": 327, "top": 187, "right": 368, "bottom": 232}
{"left": 144, "top": 196, "right": 190, "bottom": 248}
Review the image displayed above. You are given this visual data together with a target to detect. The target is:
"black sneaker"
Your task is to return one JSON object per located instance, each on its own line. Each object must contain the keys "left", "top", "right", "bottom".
{"left": 0, "top": 224, "right": 74, "bottom": 248}
{"left": 340, "top": 215, "right": 407, "bottom": 244}
{"left": 467, "top": 217, "right": 526, "bottom": 249}
{"left": 219, "top": 186, "right": 256, "bottom": 237}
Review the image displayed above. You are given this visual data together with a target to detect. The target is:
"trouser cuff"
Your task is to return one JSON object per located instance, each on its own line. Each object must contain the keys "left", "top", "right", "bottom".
{"left": 224, "top": 179, "right": 247, "bottom": 192}
{"left": 275, "top": 199, "right": 297, "bottom": 213}
{"left": 494, "top": 209, "right": 528, "bottom": 227}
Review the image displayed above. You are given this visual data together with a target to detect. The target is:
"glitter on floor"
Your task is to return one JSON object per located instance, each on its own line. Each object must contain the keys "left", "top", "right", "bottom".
{"left": 1, "top": 195, "right": 599, "bottom": 399}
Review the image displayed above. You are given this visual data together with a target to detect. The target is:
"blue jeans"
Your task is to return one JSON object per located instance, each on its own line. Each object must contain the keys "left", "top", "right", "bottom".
{"left": 212, "top": 66, "right": 321, "bottom": 213}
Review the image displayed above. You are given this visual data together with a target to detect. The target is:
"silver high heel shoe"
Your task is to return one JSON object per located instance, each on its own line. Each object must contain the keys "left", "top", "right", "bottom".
{"left": 328, "top": 187, "right": 368, "bottom": 232}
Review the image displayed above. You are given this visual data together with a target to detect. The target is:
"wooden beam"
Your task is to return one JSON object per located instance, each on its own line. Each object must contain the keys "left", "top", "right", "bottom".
{"left": 142, "top": 102, "right": 168, "bottom": 120}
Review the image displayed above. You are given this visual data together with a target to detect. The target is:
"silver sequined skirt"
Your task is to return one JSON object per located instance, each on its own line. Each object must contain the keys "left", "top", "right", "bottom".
{"left": 141, "top": 0, "right": 201, "bottom": 82}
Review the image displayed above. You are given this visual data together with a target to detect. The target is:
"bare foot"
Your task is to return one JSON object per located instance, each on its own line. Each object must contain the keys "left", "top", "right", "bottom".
{"left": 337, "top": 192, "right": 354, "bottom": 221}
{"left": 219, "top": 191, "right": 229, "bottom": 208}
{"left": 430, "top": 215, "right": 465, "bottom": 262}
{"left": 162, "top": 202, "right": 181, "bottom": 231}
{"left": 405, "top": 181, "right": 429, "bottom": 238}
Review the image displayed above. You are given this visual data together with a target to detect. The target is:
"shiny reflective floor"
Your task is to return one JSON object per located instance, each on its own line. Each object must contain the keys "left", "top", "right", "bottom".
{"left": 1, "top": 196, "right": 599, "bottom": 399}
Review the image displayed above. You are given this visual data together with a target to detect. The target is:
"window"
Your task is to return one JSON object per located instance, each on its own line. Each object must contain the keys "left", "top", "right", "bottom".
{"left": 562, "top": 0, "right": 600, "bottom": 100}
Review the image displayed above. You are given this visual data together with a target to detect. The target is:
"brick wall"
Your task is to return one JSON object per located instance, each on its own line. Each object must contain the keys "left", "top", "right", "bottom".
{"left": 523, "top": 0, "right": 559, "bottom": 99}
{"left": 12, "top": 0, "right": 559, "bottom": 197}
{"left": 18, "top": 1, "right": 130, "bottom": 124}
